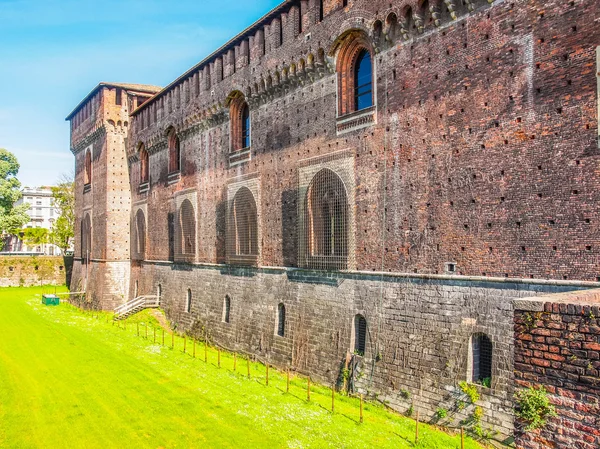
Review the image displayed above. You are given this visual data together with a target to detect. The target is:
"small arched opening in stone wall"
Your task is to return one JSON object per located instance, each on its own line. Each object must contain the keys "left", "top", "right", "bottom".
{"left": 470, "top": 333, "right": 493, "bottom": 387}
{"left": 84, "top": 149, "right": 92, "bottom": 186}
{"left": 80, "top": 213, "right": 92, "bottom": 262}
{"left": 353, "top": 314, "right": 367, "bottom": 356}
{"left": 139, "top": 143, "right": 149, "bottom": 184}
{"left": 305, "top": 168, "right": 349, "bottom": 270}
{"left": 134, "top": 280, "right": 139, "bottom": 298}
{"left": 133, "top": 209, "right": 146, "bottom": 260}
{"left": 186, "top": 288, "right": 192, "bottom": 313}
{"left": 335, "top": 31, "right": 374, "bottom": 116}
{"left": 167, "top": 127, "right": 180, "bottom": 173}
{"left": 223, "top": 295, "right": 231, "bottom": 323}
{"left": 177, "top": 199, "right": 196, "bottom": 261}
{"left": 228, "top": 187, "right": 259, "bottom": 265}
{"left": 228, "top": 92, "right": 251, "bottom": 152}
{"left": 157, "top": 284, "right": 162, "bottom": 304}
{"left": 276, "top": 303, "right": 286, "bottom": 337}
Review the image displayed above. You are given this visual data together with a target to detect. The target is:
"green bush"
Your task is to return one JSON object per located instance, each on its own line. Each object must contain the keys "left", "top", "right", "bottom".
{"left": 514, "top": 386, "right": 557, "bottom": 431}
{"left": 435, "top": 408, "right": 448, "bottom": 419}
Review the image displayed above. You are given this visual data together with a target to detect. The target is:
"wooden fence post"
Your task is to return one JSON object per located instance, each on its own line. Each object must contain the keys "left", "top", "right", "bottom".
{"left": 153, "top": 327, "right": 156, "bottom": 343}
{"left": 233, "top": 353, "right": 237, "bottom": 371}
{"left": 286, "top": 369, "right": 290, "bottom": 393}
{"left": 218, "top": 348, "right": 221, "bottom": 367}
{"left": 247, "top": 358, "right": 250, "bottom": 378}
{"left": 183, "top": 337, "right": 187, "bottom": 354}
{"left": 415, "top": 410, "right": 419, "bottom": 444}
{"left": 307, "top": 377, "right": 311, "bottom": 402}
{"left": 461, "top": 426, "right": 464, "bottom": 449}
{"left": 360, "top": 394, "right": 364, "bottom": 423}
{"left": 332, "top": 385, "right": 335, "bottom": 412}
{"left": 193, "top": 339, "right": 196, "bottom": 358}
{"left": 204, "top": 340, "right": 207, "bottom": 362}
{"left": 266, "top": 364, "right": 269, "bottom": 386}
{"left": 171, "top": 332, "right": 174, "bottom": 349}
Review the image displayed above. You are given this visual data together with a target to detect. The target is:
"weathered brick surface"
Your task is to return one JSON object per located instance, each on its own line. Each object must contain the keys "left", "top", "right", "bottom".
{"left": 67, "top": 0, "right": 600, "bottom": 444}
{"left": 514, "top": 290, "right": 600, "bottom": 449}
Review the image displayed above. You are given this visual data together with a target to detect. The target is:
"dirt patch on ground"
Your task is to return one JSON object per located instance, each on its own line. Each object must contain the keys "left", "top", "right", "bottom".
{"left": 150, "top": 309, "right": 171, "bottom": 332}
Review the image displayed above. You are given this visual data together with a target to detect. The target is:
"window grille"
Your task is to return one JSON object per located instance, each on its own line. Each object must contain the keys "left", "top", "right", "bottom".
{"left": 228, "top": 187, "right": 258, "bottom": 265}
{"left": 80, "top": 214, "right": 92, "bottom": 262}
{"left": 167, "top": 128, "right": 180, "bottom": 173}
{"left": 472, "top": 334, "right": 493, "bottom": 386}
{"left": 304, "top": 168, "right": 348, "bottom": 270}
{"left": 223, "top": 295, "right": 231, "bottom": 323}
{"left": 354, "top": 49, "right": 373, "bottom": 111}
{"left": 176, "top": 199, "right": 196, "bottom": 262}
{"left": 277, "top": 303, "right": 286, "bottom": 337}
{"left": 241, "top": 104, "right": 251, "bottom": 149}
{"left": 186, "top": 288, "right": 192, "bottom": 313}
{"left": 354, "top": 314, "right": 367, "bottom": 355}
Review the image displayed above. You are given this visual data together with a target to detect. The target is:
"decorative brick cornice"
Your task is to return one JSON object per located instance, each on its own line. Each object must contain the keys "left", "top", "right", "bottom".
{"left": 71, "top": 124, "right": 106, "bottom": 154}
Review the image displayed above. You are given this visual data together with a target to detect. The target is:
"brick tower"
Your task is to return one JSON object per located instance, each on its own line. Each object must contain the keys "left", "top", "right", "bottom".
{"left": 66, "top": 83, "right": 161, "bottom": 309}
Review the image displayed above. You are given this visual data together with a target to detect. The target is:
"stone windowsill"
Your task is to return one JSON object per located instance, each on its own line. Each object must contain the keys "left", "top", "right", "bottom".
{"left": 167, "top": 171, "right": 181, "bottom": 185}
{"left": 336, "top": 106, "right": 376, "bottom": 135}
{"left": 229, "top": 147, "right": 251, "bottom": 167}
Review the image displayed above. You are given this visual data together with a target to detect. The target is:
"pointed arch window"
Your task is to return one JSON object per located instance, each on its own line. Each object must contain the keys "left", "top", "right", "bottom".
{"left": 176, "top": 199, "right": 196, "bottom": 262}
{"left": 229, "top": 93, "right": 251, "bottom": 153}
{"left": 228, "top": 187, "right": 259, "bottom": 266}
{"left": 304, "top": 168, "right": 349, "bottom": 270}
{"left": 84, "top": 149, "right": 92, "bottom": 188}
{"left": 186, "top": 288, "right": 192, "bottom": 313}
{"left": 139, "top": 144, "right": 149, "bottom": 184}
{"left": 277, "top": 303, "right": 286, "bottom": 337}
{"left": 335, "top": 32, "right": 375, "bottom": 119}
{"left": 167, "top": 128, "right": 180, "bottom": 173}
{"left": 133, "top": 209, "right": 146, "bottom": 260}
{"left": 223, "top": 295, "right": 231, "bottom": 323}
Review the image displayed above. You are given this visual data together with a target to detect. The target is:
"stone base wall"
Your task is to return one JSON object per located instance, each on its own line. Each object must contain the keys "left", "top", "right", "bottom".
{"left": 131, "top": 261, "right": 591, "bottom": 440}
{"left": 70, "top": 259, "right": 130, "bottom": 310}
{"left": 0, "top": 256, "right": 67, "bottom": 287}
{"left": 514, "top": 290, "right": 600, "bottom": 449}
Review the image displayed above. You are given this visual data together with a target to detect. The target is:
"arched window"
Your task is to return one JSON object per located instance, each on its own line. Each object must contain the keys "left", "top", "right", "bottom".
{"left": 354, "top": 50, "right": 373, "bottom": 111}
{"left": 336, "top": 33, "right": 374, "bottom": 116}
{"left": 228, "top": 187, "right": 258, "bottom": 265}
{"left": 167, "top": 128, "right": 180, "bottom": 173}
{"left": 223, "top": 295, "right": 231, "bottom": 323}
{"left": 305, "top": 168, "right": 348, "bottom": 270}
{"left": 277, "top": 303, "right": 286, "bottom": 337}
{"left": 186, "top": 288, "right": 192, "bottom": 313}
{"left": 177, "top": 199, "right": 196, "bottom": 261}
{"left": 157, "top": 284, "right": 162, "bottom": 303}
{"left": 84, "top": 150, "right": 92, "bottom": 186}
{"left": 228, "top": 92, "right": 251, "bottom": 152}
{"left": 354, "top": 314, "right": 367, "bottom": 356}
{"left": 80, "top": 214, "right": 92, "bottom": 262}
{"left": 134, "top": 209, "right": 146, "bottom": 260}
{"left": 139, "top": 144, "right": 149, "bottom": 184}
{"left": 472, "top": 334, "right": 493, "bottom": 386}
{"left": 241, "top": 103, "right": 251, "bottom": 149}
{"left": 134, "top": 280, "right": 139, "bottom": 298}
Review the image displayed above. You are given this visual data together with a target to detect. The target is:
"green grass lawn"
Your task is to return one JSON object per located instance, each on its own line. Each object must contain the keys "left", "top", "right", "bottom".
{"left": 0, "top": 286, "right": 484, "bottom": 449}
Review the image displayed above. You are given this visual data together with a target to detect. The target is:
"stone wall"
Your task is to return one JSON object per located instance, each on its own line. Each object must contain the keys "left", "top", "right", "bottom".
{"left": 132, "top": 261, "right": 593, "bottom": 440}
{"left": 0, "top": 256, "right": 67, "bottom": 287}
{"left": 514, "top": 290, "right": 600, "bottom": 449}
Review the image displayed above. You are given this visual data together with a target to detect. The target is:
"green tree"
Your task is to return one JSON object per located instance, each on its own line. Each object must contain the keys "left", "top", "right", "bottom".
{"left": 0, "top": 149, "right": 29, "bottom": 237}
{"left": 20, "top": 227, "right": 49, "bottom": 247}
{"left": 49, "top": 177, "right": 74, "bottom": 253}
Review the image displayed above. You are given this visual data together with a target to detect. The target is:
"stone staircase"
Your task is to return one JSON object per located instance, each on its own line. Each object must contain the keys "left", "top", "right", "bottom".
{"left": 114, "top": 295, "right": 160, "bottom": 320}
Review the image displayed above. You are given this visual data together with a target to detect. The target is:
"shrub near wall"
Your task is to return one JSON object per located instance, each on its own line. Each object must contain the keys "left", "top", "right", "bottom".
{"left": 0, "top": 256, "right": 67, "bottom": 287}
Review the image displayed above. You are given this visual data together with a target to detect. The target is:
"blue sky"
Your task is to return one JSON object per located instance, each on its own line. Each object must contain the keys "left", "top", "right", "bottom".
{"left": 0, "top": 0, "right": 281, "bottom": 187}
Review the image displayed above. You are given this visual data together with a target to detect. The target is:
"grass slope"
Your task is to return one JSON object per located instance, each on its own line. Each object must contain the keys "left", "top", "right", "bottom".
{"left": 0, "top": 287, "right": 483, "bottom": 449}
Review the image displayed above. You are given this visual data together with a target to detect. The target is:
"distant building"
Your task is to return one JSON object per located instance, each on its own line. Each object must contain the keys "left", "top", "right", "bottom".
{"left": 4, "top": 187, "right": 63, "bottom": 256}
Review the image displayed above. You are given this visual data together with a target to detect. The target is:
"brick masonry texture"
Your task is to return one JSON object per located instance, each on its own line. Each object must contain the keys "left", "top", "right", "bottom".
{"left": 67, "top": 0, "right": 600, "bottom": 444}
{"left": 514, "top": 290, "right": 600, "bottom": 449}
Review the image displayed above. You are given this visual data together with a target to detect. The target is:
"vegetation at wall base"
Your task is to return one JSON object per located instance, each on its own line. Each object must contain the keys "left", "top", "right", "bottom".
{"left": 0, "top": 286, "right": 484, "bottom": 448}
{"left": 514, "top": 386, "right": 558, "bottom": 431}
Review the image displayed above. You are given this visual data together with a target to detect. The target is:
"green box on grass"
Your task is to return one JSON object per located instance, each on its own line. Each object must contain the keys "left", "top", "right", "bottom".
{"left": 42, "top": 294, "right": 60, "bottom": 306}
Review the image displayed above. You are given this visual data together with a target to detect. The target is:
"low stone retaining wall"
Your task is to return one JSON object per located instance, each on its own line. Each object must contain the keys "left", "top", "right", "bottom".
{"left": 0, "top": 256, "right": 68, "bottom": 287}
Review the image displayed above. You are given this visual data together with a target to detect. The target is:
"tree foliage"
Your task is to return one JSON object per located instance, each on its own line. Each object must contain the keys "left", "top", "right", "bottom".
{"left": 0, "top": 149, "right": 29, "bottom": 235}
{"left": 49, "top": 176, "right": 75, "bottom": 253}
{"left": 20, "top": 227, "right": 49, "bottom": 247}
